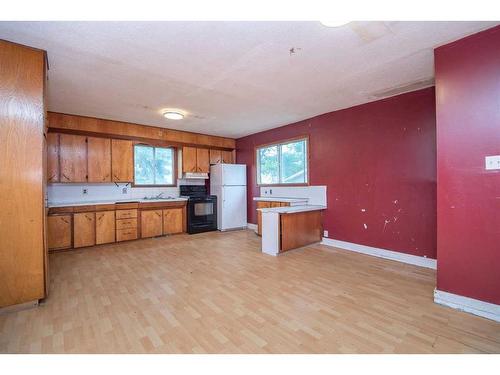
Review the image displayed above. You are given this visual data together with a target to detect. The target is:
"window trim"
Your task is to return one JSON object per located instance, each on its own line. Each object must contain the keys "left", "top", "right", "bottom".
{"left": 132, "top": 142, "right": 177, "bottom": 187}
{"left": 255, "top": 135, "right": 310, "bottom": 187}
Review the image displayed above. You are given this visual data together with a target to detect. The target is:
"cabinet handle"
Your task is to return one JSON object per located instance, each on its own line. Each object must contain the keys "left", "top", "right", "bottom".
{"left": 86, "top": 215, "right": 92, "bottom": 221}
{"left": 61, "top": 218, "right": 69, "bottom": 224}
{"left": 98, "top": 214, "right": 103, "bottom": 221}
{"left": 156, "top": 212, "right": 162, "bottom": 217}
{"left": 48, "top": 174, "right": 56, "bottom": 181}
{"left": 114, "top": 174, "right": 119, "bottom": 180}
{"left": 62, "top": 173, "right": 70, "bottom": 181}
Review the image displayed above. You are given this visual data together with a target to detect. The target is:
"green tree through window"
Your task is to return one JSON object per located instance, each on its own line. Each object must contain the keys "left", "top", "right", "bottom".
{"left": 257, "top": 138, "right": 308, "bottom": 185}
{"left": 134, "top": 145, "right": 174, "bottom": 185}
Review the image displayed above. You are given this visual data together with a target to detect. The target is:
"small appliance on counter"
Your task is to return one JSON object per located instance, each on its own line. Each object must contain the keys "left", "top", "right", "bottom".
{"left": 180, "top": 185, "right": 217, "bottom": 234}
{"left": 210, "top": 164, "right": 247, "bottom": 231}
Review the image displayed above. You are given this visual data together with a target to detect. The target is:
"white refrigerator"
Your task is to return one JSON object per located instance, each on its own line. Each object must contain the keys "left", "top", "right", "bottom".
{"left": 210, "top": 163, "right": 247, "bottom": 231}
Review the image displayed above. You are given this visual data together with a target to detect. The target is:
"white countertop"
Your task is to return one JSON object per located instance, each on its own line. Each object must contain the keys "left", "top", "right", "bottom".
{"left": 48, "top": 197, "right": 188, "bottom": 207}
{"left": 253, "top": 197, "right": 309, "bottom": 203}
{"left": 258, "top": 204, "right": 327, "bottom": 214}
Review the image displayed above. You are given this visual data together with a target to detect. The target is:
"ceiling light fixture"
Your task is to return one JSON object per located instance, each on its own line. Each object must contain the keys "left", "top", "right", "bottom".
{"left": 162, "top": 110, "right": 185, "bottom": 120}
{"left": 320, "top": 21, "right": 351, "bottom": 27}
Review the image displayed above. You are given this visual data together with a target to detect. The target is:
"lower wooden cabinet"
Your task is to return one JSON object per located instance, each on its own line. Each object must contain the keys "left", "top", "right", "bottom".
{"left": 141, "top": 210, "right": 163, "bottom": 238}
{"left": 256, "top": 201, "right": 290, "bottom": 236}
{"left": 116, "top": 228, "right": 138, "bottom": 242}
{"left": 163, "top": 208, "right": 183, "bottom": 234}
{"left": 74, "top": 212, "right": 96, "bottom": 248}
{"left": 47, "top": 215, "right": 72, "bottom": 250}
{"left": 96, "top": 211, "right": 115, "bottom": 244}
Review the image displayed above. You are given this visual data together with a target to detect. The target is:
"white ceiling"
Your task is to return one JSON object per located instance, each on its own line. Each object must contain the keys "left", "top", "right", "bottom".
{"left": 0, "top": 21, "right": 497, "bottom": 138}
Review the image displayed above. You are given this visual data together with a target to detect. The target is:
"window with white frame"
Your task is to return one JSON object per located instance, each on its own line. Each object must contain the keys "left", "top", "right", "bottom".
{"left": 256, "top": 138, "right": 308, "bottom": 185}
{"left": 134, "top": 144, "right": 175, "bottom": 186}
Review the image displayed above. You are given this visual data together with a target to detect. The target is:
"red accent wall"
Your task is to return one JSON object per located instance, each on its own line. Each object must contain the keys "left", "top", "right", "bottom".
{"left": 435, "top": 26, "right": 500, "bottom": 304}
{"left": 237, "top": 87, "right": 437, "bottom": 258}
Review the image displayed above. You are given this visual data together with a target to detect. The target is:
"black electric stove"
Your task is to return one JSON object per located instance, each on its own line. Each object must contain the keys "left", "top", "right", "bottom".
{"left": 180, "top": 185, "right": 217, "bottom": 234}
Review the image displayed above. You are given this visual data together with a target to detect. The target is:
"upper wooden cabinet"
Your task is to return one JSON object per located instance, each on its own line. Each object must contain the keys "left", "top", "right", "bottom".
{"left": 88, "top": 137, "right": 111, "bottom": 182}
{"left": 47, "top": 133, "right": 60, "bottom": 183}
{"left": 196, "top": 148, "right": 210, "bottom": 173}
{"left": 183, "top": 146, "right": 211, "bottom": 173}
{"left": 210, "top": 149, "right": 222, "bottom": 164}
{"left": 222, "top": 150, "right": 234, "bottom": 164}
{"left": 182, "top": 147, "right": 197, "bottom": 173}
{"left": 111, "top": 139, "right": 133, "bottom": 182}
{"left": 60, "top": 134, "right": 88, "bottom": 182}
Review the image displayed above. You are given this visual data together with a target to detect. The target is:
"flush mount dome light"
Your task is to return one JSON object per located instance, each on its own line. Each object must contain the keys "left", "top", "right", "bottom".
{"left": 320, "top": 21, "right": 351, "bottom": 27}
{"left": 163, "top": 111, "right": 184, "bottom": 120}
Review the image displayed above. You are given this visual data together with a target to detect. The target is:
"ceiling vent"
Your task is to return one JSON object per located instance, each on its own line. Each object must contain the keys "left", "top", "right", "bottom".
{"left": 368, "top": 77, "right": 435, "bottom": 99}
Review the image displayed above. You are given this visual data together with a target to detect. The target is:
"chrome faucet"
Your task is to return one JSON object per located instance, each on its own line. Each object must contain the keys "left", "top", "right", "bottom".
{"left": 155, "top": 192, "right": 164, "bottom": 199}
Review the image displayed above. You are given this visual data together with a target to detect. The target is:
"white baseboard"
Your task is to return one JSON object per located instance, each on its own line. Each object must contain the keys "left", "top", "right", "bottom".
{"left": 434, "top": 289, "right": 500, "bottom": 322}
{"left": 320, "top": 238, "right": 437, "bottom": 269}
{"left": 247, "top": 223, "right": 257, "bottom": 231}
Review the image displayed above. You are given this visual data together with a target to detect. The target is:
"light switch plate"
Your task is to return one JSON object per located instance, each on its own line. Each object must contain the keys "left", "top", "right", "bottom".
{"left": 485, "top": 155, "right": 500, "bottom": 170}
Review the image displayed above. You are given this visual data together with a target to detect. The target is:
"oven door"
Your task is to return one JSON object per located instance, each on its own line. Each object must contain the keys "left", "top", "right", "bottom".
{"left": 187, "top": 197, "right": 217, "bottom": 233}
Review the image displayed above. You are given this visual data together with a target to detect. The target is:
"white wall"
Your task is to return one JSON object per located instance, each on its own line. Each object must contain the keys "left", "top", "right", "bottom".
{"left": 48, "top": 179, "right": 204, "bottom": 204}
{"left": 259, "top": 185, "right": 327, "bottom": 206}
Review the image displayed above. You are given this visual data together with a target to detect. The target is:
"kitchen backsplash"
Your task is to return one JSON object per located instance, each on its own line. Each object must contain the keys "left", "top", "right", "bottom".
{"left": 260, "top": 185, "right": 327, "bottom": 206}
{"left": 47, "top": 179, "right": 205, "bottom": 204}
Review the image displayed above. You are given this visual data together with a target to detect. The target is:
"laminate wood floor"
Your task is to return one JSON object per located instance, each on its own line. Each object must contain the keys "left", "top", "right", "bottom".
{"left": 1, "top": 230, "right": 499, "bottom": 353}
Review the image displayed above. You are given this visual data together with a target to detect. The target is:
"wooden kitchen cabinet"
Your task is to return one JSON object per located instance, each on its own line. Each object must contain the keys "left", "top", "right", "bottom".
{"left": 47, "top": 133, "right": 60, "bottom": 183}
{"left": 221, "top": 150, "right": 234, "bottom": 164}
{"left": 60, "top": 134, "right": 88, "bottom": 182}
{"left": 196, "top": 148, "right": 210, "bottom": 172}
{"left": 111, "top": 139, "right": 133, "bottom": 182}
{"left": 182, "top": 146, "right": 198, "bottom": 173}
{"left": 141, "top": 210, "right": 163, "bottom": 238}
{"left": 47, "top": 215, "right": 72, "bottom": 250}
{"left": 96, "top": 210, "right": 115, "bottom": 245}
{"left": 256, "top": 201, "right": 290, "bottom": 236}
{"left": 73, "top": 212, "right": 96, "bottom": 248}
{"left": 88, "top": 137, "right": 111, "bottom": 182}
{"left": 209, "top": 149, "right": 222, "bottom": 164}
{"left": 163, "top": 208, "right": 184, "bottom": 234}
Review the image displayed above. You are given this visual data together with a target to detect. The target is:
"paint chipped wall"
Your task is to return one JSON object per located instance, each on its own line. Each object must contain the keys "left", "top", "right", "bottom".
{"left": 236, "top": 87, "right": 437, "bottom": 259}
{"left": 435, "top": 26, "right": 500, "bottom": 304}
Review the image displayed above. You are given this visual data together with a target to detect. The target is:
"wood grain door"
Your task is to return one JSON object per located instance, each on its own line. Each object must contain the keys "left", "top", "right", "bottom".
{"left": 60, "top": 134, "right": 87, "bottom": 182}
{"left": 163, "top": 208, "right": 184, "bottom": 234}
{"left": 96, "top": 211, "right": 115, "bottom": 244}
{"left": 182, "top": 147, "right": 197, "bottom": 173}
{"left": 196, "top": 148, "right": 210, "bottom": 172}
{"left": 280, "top": 210, "right": 322, "bottom": 252}
{"left": 47, "top": 133, "right": 59, "bottom": 183}
{"left": 209, "top": 149, "right": 222, "bottom": 164}
{"left": 47, "top": 215, "right": 72, "bottom": 250}
{"left": 88, "top": 137, "right": 111, "bottom": 182}
{"left": 222, "top": 150, "right": 233, "bottom": 164}
{"left": 111, "top": 139, "right": 133, "bottom": 182}
{"left": 73, "top": 212, "right": 96, "bottom": 248}
{"left": 141, "top": 210, "right": 163, "bottom": 238}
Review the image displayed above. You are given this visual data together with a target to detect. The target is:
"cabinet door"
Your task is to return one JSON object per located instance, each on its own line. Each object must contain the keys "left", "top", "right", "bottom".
{"left": 111, "top": 139, "right": 133, "bottom": 182}
{"left": 182, "top": 147, "right": 197, "bottom": 173}
{"left": 60, "top": 134, "right": 87, "bottom": 182}
{"left": 196, "top": 148, "right": 210, "bottom": 172}
{"left": 221, "top": 150, "right": 233, "bottom": 164}
{"left": 141, "top": 210, "right": 163, "bottom": 238}
{"left": 47, "top": 215, "right": 72, "bottom": 250}
{"left": 47, "top": 133, "right": 59, "bottom": 183}
{"left": 74, "top": 212, "right": 96, "bottom": 248}
{"left": 256, "top": 201, "right": 272, "bottom": 236}
{"left": 163, "top": 208, "right": 184, "bottom": 234}
{"left": 96, "top": 211, "right": 115, "bottom": 244}
{"left": 88, "top": 137, "right": 111, "bottom": 182}
{"left": 209, "top": 149, "right": 222, "bottom": 165}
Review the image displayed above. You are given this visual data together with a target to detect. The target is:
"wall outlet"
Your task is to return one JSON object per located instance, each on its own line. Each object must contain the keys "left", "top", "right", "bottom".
{"left": 82, "top": 188, "right": 88, "bottom": 195}
{"left": 122, "top": 187, "right": 127, "bottom": 194}
{"left": 269, "top": 189, "right": 272, "bottom": 195}
{"left": 323, "top": 230, "right": 329, "bottom": 238}
{"left": 485, "top": 155, "right": 500, "bottom": 170}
